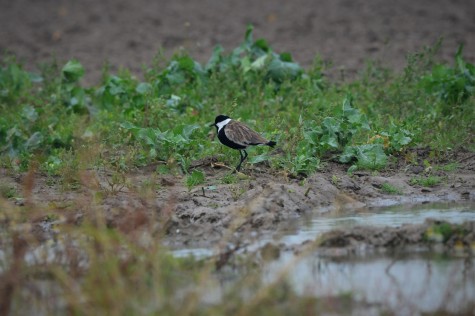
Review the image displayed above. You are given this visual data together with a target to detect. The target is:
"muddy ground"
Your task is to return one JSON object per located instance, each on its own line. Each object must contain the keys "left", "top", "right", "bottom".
{"left": 1, "top": 0, "right": 475, "bottom": 84}
{"left": 1, "top": 148, "right": 474, "bottom": 250}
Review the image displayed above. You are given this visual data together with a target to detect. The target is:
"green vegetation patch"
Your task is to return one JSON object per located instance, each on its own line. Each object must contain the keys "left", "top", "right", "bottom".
{"left": 381, "top": 183, "right": 403, "bottom": 195}
{"left": 1, "top": 27, "right": 474, "bottom": 179}
{"left": 410, "top": 175, "right": 443, "bottom": 187}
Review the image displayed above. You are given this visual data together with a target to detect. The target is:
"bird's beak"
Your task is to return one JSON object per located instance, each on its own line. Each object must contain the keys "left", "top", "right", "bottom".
{"left": 209, "top": 123, "right": 216, "bottom": 127}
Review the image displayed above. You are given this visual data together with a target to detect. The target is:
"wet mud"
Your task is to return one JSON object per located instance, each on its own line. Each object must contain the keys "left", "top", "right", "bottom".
{"left": 1, "top": 149, "right": 474, "bottom": 251}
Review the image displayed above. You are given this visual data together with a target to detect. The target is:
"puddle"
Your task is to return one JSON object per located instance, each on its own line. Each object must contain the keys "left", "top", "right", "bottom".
{"left": 278, "top": 201, "right": 475, "bottom": 245}
{"left": 171, "top": 202, "right": 475, "bottom": 314}
{"left": 262, "top": 252, "right": 475, "bottom": 314}
{"left": 171, "top": 201, "right": 475, "bottom": 257}
{"left": 4, "top": 202, "right": 475, "bottom": 314}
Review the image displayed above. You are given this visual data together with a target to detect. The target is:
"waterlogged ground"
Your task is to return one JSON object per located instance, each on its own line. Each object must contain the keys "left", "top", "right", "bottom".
{"left": 1, "top": 150, "right": 475, "bottom": 314}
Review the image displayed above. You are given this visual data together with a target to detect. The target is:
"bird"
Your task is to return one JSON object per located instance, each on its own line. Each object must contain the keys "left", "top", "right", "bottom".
{"left": 210, "top": 115, "right": 276, "bottom": 172}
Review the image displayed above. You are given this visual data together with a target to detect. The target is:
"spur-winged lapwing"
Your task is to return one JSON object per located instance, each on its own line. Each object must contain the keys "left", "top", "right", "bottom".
{"left": 210, "top": 115, "right": 276, "bottom": 171}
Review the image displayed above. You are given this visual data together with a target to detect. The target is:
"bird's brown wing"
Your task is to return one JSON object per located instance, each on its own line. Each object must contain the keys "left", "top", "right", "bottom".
{"left": 224, "top": 120, "right": 269, "bottom": 146}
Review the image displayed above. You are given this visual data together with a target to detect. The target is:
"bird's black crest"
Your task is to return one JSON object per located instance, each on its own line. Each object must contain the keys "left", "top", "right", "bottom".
{"left": 214, "top": 115, "right": 230, "bottom": 124}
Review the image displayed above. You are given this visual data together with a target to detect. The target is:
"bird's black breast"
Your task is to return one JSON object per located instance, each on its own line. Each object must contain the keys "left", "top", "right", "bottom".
{"left": 218, "top": 126, "right": 247, "bottom": 150}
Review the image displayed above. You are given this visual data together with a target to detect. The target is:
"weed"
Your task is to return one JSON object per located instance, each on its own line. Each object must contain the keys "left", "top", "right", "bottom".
{"left": 230, "top": 184, "right": 247, "bottom": 201}
{"left": 381, "top": 183, "right": 403, "bottom": 195}
{"left": 421, "top": 45, "right": 475, "bottom": 106}
{"left": 104, "top": 171, "right": 129, "bottom": 194}
{"left": 424, "top": 222, "right": 458, "bottom": 242}
{"left": 0, "top": 183, "right": 17, "bottom": 198}
{"left": 221, "top": 173, "right": 239, "bottom": 184}
{"left": 410, "top": 175, "right": 442, "bottom": 187}
{"left": 435, "top": 162, "right": 459, "bottom": 172}
{"left": 185, "top": 170, "right": 205, "bottom": 190}
{"left": 139, "top": 177, "right": 160, "bottom": 198}
{"left": 331, "top": 175, "right": 340, "bottom": 187}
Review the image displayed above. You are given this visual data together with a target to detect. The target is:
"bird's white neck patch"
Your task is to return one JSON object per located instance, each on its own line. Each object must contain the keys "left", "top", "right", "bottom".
{"left": 216, "top": 118, "right": 231, "bottom": 132}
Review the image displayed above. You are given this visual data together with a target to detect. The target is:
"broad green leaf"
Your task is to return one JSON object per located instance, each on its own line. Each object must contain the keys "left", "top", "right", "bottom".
{"left": 28, "top": 72, "right": 43, "bottom": 83}
{"left": 182, "top": 124, "right": 200, "bottom": 139}
{"left": 176, "top": 56, "right": 195, "bottom": 72}
{"left": 252, "top": 38, "right": 270, "bottom": 56}
{"left": 267, "top": 58, "right": 302, "bottom": 83}
{"left": 342, "top": 97, "right": 370, "bottom": 129}
{"left": 205, "top": 45, "right": 224, "bottom": 71}
{"left": 138, "top": 128, "right": 160, "bottom": 146}
{"left": 347, "top": 164, "right": 358, "bottom": 174}
{"left": 136, "top": 82, "right": 151, "bottom": 95}
{"left": 249, "top": 153, "right": 269, "bottom": 164}
{"left": 240, "top": 56, "right": 252, "bottom": 73}
{"left": 120, "top": 121, "right": 138, "bottom": 131}
{"left": 355, "top": 144, "right": 387, "bottom": 170}
{"left": 250, "top": 55, "right": 268, "bottom": 71}
{"left": 149, "top": 147, "right": 157, "bottom": 159}
{"left": 279, "top": 52, "right": 293, "bottom": 62}
{"left": 339, "top": 146, "right": 357, "bottom": 163}
{"left": 25, "top": 132, "right": 43, "bottom": 150}
{"left": 166, "top": 94, "right": 181, "bottom": 107}
{"left": 322, "top": 117, "right": 341, "bottom": 134}
{"left": 62, "top": 60, "right": 84, "bottom": 83}
{"left": 244, "top": 24, "right": 254, "bottom": 48}
{"left": 320, "top": 134, "right": 339, "bottom": 149}
{"left": 22, "top": 105, "right": 38, "bottom": 122}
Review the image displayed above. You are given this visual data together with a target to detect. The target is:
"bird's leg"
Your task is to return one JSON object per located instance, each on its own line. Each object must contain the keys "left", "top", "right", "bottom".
{"left": 243, "top": 150, "right": 248, "bottom": 163}
{"left": 235, "top": 150, "right": 248, "bottom": 172}
{"left": 235, "top": 150, "right": 243, "bottom": 172}
{"left": 236, "top": 150, "right": 247, "bottom": 171}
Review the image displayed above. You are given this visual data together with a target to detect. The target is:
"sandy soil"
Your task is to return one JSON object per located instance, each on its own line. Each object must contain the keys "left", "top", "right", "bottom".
{"left": 1, "top": 0, "right": 474, "bottom": 84}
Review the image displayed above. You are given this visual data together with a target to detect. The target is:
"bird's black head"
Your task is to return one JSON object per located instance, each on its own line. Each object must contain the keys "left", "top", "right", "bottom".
{"left": 210, "top": 115, "right": 230, "bottom": 127}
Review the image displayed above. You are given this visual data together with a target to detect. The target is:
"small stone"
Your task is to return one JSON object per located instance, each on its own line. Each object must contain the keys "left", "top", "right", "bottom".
{"left": 410, "top": 165, "right": 425, "bottom": 174}
{"left": 160, "top": 177, "right": 175, "bottom": 186}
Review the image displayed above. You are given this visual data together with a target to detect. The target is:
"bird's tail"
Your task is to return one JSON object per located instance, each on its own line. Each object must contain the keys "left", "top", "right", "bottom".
{"left": 267, "top": 141, "right": 276, "bottom": 148}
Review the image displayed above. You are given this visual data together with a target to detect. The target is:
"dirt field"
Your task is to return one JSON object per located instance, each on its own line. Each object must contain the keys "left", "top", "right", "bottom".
{"left": 1, "top": 0, "right": 475, "bottom": 84}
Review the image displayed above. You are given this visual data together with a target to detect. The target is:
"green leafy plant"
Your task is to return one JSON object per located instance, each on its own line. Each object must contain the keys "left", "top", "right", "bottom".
{"left": 0, "top": 59, "right": 37, "bottom": 103}
{"left": 0, "top": 26, "right": 473, "bottom": 178}
{"left": 421, "top": 45, "right": 475, "bottom": 105}
{"left": 120, "top": 121, "right": 200, "bottom": 167}
{"left": 60, "top": 59, "right": 87, "bottom": 112}
{"left": 207, "top": 25, "right": 303, "bottom": 85}
{"left": 304, "top": 96, "right": 370, "bottom": 155}
{"left": 340, "top": 143, "right": 388, "bottom": 171}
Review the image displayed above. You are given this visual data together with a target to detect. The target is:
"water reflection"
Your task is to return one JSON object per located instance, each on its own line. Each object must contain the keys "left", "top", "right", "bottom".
{"left": 263, "top": 252, "right": 475, "bottom": 314}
